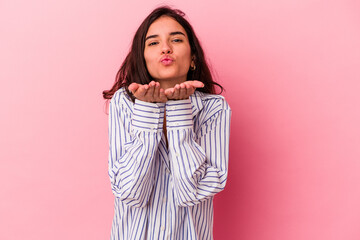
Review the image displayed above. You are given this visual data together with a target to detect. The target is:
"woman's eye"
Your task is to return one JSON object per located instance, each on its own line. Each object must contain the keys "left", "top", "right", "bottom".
{"left": 172, "top": 39, "right": 183, "bottom": 43}
{"left": 148, "top": 42, "right": 158, "bottom": 46}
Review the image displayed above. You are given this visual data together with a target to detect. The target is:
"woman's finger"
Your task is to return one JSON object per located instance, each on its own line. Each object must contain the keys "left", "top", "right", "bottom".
{"left": 187, "top": 87, "right": 195, "bottom": 97}
{"left": 164, "top": 88, "right": 174, "bottom": 98}
{"left": 135, "top": 84, "right": 148, "bottom": 98}
{"left": 159, "top": 88, "right": 167, "bottom": 102}
{"left": 145, "top": 81, "right": 155, "bottom": 101}
{"left": 183, "top": 82, "right": 193, "bottom": 97}
{"left": 188, "top": 80, "right": 204, "bottom": 88}
{"left": 128, "top": 83, "right": 139, "bottom": 94}
{"left": 153, "top": 82, "right": 161, "bottom": 100}
{"left": 172, "top": 84, "right": 180, "bottom": 99}
{"left": 179, "top": 83, "right": 187, "bottom": 99}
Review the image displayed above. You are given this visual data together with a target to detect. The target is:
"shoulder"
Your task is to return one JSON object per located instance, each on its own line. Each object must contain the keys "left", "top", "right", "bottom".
{"left": 190, "top": 91, "right": 231, "bottom": 127}
{"left": 111, "top": 87, "right": 130, "bottom": 102}
{"left": 190, "top": 92, "right": 231, "bottom": 136}
{"left": 191, "top": 91, "right": 231, "bottom": 113}
{"left": 110, "top": 87, "right": 133, "bottom": 111}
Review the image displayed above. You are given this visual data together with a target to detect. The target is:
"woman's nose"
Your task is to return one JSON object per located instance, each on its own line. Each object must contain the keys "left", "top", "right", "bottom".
{"left": 161, "top": 42, "right": 172, "bottom": 54}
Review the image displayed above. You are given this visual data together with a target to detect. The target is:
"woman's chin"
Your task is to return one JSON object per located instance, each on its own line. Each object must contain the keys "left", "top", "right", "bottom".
{"left": 154, "top": 74, "right": 187, "bottom": 82}
{"left": 152, "top": 76, "right": 186, "bottom": 89}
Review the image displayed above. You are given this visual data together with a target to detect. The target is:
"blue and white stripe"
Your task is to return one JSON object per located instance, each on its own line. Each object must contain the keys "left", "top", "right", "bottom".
{"left": 108, "top": 87, "right": 231, "bottom": 240}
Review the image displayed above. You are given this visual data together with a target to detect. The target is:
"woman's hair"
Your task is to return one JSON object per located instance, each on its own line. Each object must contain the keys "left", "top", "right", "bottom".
{"left": 103, "top": 6, "right": 223, "bottom": 101}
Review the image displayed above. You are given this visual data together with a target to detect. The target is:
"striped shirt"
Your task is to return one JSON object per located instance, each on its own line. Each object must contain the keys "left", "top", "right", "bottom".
{"left": 108, "top": 87, "right": 231, "bottom": 240}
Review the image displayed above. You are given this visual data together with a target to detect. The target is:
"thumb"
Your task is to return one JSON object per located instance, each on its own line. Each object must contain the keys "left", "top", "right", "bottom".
{"left": 189, "top": 80, "right": 204, "bottom": 88}
{"left": 128, "top": 83, "right": 139, "bottom": 93}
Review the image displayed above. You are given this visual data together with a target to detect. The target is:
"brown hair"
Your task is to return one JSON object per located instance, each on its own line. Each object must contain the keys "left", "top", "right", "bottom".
{"left": 103, "top": 6, "right": 223, "bottom": 101}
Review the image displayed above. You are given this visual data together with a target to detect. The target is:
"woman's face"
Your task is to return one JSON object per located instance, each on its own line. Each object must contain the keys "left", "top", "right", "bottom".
{"left": 144, "top": 16, "right": 192, "bottom": 88}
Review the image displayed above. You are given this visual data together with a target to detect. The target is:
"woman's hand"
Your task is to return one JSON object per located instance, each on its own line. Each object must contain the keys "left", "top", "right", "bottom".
{"left": 164, "top": 80, "right": 204, "bottom": 100}
{"left": 128, "top": 81, "right": 168, "bottom": 103}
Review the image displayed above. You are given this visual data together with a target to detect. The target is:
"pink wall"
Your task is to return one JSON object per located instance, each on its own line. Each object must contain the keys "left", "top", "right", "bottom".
{"left": 1, "top": 0, "right": 359, "bottom": 239}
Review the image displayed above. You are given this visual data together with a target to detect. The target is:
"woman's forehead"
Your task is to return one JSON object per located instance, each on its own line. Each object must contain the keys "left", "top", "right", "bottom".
{"left": 146, "top": 16, "right": 187, "bottom": 37}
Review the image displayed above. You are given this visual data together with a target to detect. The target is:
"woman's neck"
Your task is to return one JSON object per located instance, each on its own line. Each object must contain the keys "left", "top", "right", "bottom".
{"left": 156, "top": 77, "right": 186, "bottom": 90}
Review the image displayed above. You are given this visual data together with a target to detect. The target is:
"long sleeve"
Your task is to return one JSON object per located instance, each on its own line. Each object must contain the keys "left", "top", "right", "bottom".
{"left": 108, "top": 92, "right": 165, "bottom": 208}
{"left": 166, "top": 97, "right": 231, "bottom": 207}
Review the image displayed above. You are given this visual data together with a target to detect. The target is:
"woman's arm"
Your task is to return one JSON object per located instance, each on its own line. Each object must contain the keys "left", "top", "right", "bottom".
{"left": 108, "top": 91, "right": 165, "bottom": 208}
{"left": 166, "top": 96, "right": 231, "bottom": 207}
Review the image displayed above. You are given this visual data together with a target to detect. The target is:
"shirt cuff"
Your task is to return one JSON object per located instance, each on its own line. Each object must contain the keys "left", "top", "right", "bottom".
{"left": 132, "top": 99, "right": 165, "bottom": 131}
{"left": 166, "top": 98, "right": 193, "bottom": 129}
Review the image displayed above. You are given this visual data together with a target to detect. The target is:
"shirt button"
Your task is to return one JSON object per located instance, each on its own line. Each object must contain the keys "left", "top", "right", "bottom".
{"left": 161, "top": 226, "right": 165, "bottom": 231}
{"left": 175, "top": 123, "right": 179, "bottom": 126}
{"left": 166, "top": 169, "right": 170, "bottom": 174}
{"left": 175, "top": 153, "right": 180, "bottom": 157}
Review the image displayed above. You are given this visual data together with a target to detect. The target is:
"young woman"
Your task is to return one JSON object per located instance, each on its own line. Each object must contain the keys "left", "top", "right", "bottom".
{"left": 103, "top": 6, "right": 231, "bottom": 240}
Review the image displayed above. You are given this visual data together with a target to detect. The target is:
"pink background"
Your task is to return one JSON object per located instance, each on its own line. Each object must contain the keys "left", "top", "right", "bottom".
{"left": 1, "top": 0, "right": 360, "bottom": 239}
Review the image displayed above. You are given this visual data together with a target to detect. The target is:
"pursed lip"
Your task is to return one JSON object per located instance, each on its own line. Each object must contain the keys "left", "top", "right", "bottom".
{"left": 160, "top": 55, "right": 174, "bottom": 63}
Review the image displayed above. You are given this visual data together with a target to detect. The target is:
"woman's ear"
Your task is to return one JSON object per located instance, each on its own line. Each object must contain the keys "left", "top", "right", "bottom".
{"left": 190, "top": 55, "right": 196, "bottom": 71}
{"left": 191, "top": 55, "right": 196, "bottom": 65}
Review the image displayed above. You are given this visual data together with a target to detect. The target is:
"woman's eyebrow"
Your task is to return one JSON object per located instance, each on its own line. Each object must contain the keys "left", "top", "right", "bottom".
{"left": 145, "top": 31, "right": 185, "bottom": 41}
{"left": 169, "top": 31, "right": 185, "bottom": 37}
{"left": 145, "top": 35, "right": 158, "bottom": 41}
